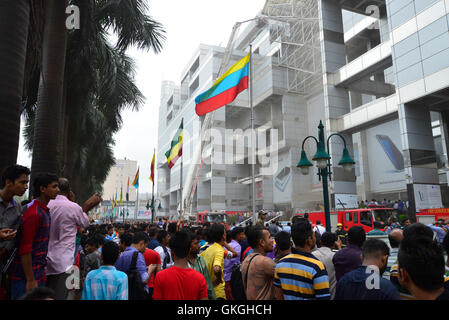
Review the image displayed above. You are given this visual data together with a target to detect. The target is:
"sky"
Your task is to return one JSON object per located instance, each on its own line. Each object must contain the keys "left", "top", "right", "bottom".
{"left": 17, "top": 0, "right": 267, "bottom": 194}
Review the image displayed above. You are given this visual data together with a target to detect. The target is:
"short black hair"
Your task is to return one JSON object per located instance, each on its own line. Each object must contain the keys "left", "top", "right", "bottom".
{"left": 58, "top": 178, "right": 70, "bottom": 193}
{"left": 347, "top": 226, "right": 366, "bottom": 247}
{"left": 274, "top": 231, "right": 291, "bottom": 251}
{"left": 231, "top": 227, "right": 244, "bottom": 239}
{"left": 401, "top": 217, "right": 411, "bottom": 224}
{"left": 157, "top": 230, "right": 169, "bottom": 243}
{"left": 398, "top": 233, "right": 445, "bottom": 291}
{"left": 168, "top": 222, "right": 177, "bottom": 234}
{"left": 132, "top": 231, "right": 149, "bottom": 244}
{"left": 149, "top": 226, "right": 159, "bottom": 238}
{"left": 119, "top": 232, "right": 133, "bottom": 247}
{"left": 247, "top": 226, "right": 266, "bottom": 248}
{"left": 86, "top": 236, "right": 99, "bottom": 248}
{"left": 169, "top": 231, "right": 191, "bottom": 259}
{"left": 443, "top": 233, "right": 449, "bottom": 255}
{"left": 208, "top": 223, "right": 225, "bottom": 243}
{"left": 320, "top": 232, "right": 337, "bottom": 248}
{"left": 102, "top": 241, "right": 120, "bottom": 265}
{"left": 94, "top": 233, "right": 105, "bottom": 246}
{"left": 32, "top": 173, "right": 58, "bottom": 198}
{"left": 403, "top": 223, "right": 433, "bottom": 241}
{"left": 388, "top": 234, "right": 401, "bottom": 248}
{"left": 1, "top": 164, "right": 30, "bottom": 188}
{"left": 18, "top": 287, "right": 55, "bottom": 300}
{"left": 362, "top": 239, "right": 389, "bottom": 259}
{"left": 291, "top": 220, "right": 313, "bottom": 248}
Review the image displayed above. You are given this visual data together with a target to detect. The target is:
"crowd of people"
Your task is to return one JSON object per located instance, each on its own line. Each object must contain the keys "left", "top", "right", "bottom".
{"left": 0, "top": 164, "right": 448, "bottom": 300}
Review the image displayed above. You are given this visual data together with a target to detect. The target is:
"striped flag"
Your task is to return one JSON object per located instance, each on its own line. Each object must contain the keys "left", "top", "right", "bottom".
{"left": 132, "top": 168, "right": 139, "bottom": 189}
{"left": 150, "top": 150, "right": 155, "bottom": 184}
{"left": 165, "top": 119, "right": 183, "bottom": 169}
{"left": 195, "top": 54, "right": 249, "bottom": 116}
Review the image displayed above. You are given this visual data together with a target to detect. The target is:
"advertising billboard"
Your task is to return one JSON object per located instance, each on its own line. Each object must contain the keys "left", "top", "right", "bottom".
{"left": 365, "top": 119, "right": 406, "bottom": 193}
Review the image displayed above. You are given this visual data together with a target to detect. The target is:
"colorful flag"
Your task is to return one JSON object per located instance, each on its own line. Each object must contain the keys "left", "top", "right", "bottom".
{"left": 150, "top": 150, "right": 155, "bottom": 184}
{"left": 120, "top": 186, "right": 123, "bottom": 205}
{"left": 165, "top": 120, "right": 183, "bottom": 169}
{"left": 126, "top": 177, "right": 129, "bottom": 202}
{"left": 132, "top": 168, "right": 139, "bottom": 189}
{"left": 195, "top": 54, "right": 249, "bottom": 116}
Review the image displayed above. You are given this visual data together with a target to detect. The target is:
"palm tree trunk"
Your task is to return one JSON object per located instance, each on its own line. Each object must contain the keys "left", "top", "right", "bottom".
{"left": 0, "top": 0, "right": 30, "bottom": 173}
{"left": 31, "top": 0, "right": 68, "bottom": 181}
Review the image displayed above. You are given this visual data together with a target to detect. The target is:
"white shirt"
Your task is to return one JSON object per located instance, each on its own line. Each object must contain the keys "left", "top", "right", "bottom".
{"left": 154, "top": 245, "right": 174, "bottom": 269}
{"left": 314, "top": 225, "right": 326, "bottom": 235}
{"left": 312, "top": 247, "right": 337, "bottom": 299}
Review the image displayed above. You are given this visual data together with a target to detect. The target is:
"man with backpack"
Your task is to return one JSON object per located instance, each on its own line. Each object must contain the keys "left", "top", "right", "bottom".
{"left": 114, "top": 232, "right": 156, "bottom": 300}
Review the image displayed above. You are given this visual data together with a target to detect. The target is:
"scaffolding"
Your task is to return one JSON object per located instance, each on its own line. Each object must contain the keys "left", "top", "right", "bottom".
{"left": 261, "top": 0, "right": 322, "bottom": 96}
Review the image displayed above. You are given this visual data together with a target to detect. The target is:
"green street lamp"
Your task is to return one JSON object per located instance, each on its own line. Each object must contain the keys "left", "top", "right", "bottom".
{"left": 150, "top": 197, "right": 163, "bottom": 225}
{"left": 297, "top": 120, "right": 355, "bottom": 232}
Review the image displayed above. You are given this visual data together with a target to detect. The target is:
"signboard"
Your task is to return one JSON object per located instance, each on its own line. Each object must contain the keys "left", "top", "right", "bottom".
{"left": 414, "top": 184, "right": 443, "bottom": 211}
{"left": 334, "top": 194, "right": 359, "bottom": 209}
{"left": 365, "top": 120, "right": 406, "bottom": 192}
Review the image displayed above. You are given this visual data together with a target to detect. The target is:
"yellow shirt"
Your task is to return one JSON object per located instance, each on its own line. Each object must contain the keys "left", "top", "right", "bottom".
{"left": 200, "top": 242, "right": 225, "bottom": 299}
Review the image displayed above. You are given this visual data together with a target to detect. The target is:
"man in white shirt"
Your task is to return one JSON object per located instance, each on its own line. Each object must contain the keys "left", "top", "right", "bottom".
{"left": 314, "top": 220, "right": 326, "bottom": 235}
{"left": 313, "top": 232, "right": 341, "bottom": 299}
{"left": 154, "top": 230, "right": 173, "bottom": 269}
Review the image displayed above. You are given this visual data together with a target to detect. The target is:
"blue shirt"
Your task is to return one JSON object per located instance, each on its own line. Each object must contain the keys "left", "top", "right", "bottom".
{"left": 335, "top": 266, "right": 400, "bottom": 300}
{"left": 148, "top": 239, "right": 160, "bottom": 250}
{"left": 114, "top": 247, "right": 149, "bottom": 283}
{"left": 82, "top": 266, "right": 128, "bottom": 300}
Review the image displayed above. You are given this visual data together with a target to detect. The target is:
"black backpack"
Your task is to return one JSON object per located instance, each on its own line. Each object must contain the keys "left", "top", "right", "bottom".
{"left": 126, "top": 251, "right": 149, "bottom": 300}
{"left": 230, "top": 253, "right": 259, "bottom": 300}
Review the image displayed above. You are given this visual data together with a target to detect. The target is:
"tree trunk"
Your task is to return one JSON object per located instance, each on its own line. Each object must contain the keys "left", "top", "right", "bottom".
{"left": 0, "top": 0, "right": 30, "bottom": 174}
{"left": 31, "top": 0, "right": 68, "bottom": 182}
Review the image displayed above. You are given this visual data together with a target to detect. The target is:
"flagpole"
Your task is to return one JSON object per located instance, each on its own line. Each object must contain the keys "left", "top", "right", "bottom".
{"left": 152, "top": 148, "right": 155, "bottom": 225}
{"left": 249, "top": 44, "right": 256, "bottom": 224}
{"left": 180, "top": 118, "right": 184, "bottom": 220}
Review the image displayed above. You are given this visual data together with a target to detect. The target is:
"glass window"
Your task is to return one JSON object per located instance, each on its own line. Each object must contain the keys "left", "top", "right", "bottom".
{"left": 418, "top": 16, "right": 447, "bottom": 44}
{"left": 353, "top": 212, "right": 359, "bottom": 223}
{"left": 360, "top": 211, "right": 372, "bottom": 227}
{"left": 373, "top": 209, "right": 396, "bottom": 224}
{"left": 395, "top": 47, "right": 422, "bottom": 72}
{"left": 345, "top": 212, "right": 352, "bottom": 221}
{"left": 390, "top": 2, "right": 415, "bottom": 29}
{"left": 415, "top": 0, "right": 439, "bottom": 14}
{"left": 396, "top": 62, "right": 423, "bottom": 87}
{"left": 423, "top": 47, "right": 449, "bottom": 76}
{"left": 388, "top": 0, "right": 413, "bottom": 16}
{"left": 394, "top": 33, "right": 419, "bottom": 58}
{"left": 420, "top": 32, "right": 449, "bottom": 60}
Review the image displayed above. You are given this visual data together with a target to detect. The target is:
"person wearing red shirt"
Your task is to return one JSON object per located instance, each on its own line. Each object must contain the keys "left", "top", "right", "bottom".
{"left": 9, "top": 173, "right": 59, "bottom": 300}
{"left": 142, "top": 247, "right": 161, "bottom": 299}
{"left": 153, "top": 231, "right": 208, "bottom": 300}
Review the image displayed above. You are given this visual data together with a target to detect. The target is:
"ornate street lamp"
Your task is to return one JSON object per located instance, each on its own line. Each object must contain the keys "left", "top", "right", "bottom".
{"left": 297, "top": 121, "right": 355, "bottom": 232}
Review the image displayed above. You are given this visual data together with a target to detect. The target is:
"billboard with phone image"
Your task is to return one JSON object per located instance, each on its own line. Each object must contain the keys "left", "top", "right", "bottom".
{"left": 365, "top": 119, "right": 406, "bottom": 193}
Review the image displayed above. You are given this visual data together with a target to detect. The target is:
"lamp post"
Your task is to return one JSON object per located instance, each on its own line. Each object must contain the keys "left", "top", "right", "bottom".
{"left": 297, "top": 120, "right": 355, "bottom": 232}
{"left": 149, "top": 198, "right": 162, "bottom": 225}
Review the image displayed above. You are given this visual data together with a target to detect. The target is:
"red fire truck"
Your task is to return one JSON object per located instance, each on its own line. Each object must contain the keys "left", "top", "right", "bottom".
{"left": 295, "top": 205, "right": 449, "bottom": 233}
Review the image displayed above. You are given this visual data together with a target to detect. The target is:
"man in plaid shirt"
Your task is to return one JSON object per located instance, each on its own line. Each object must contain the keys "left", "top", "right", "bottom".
{"left": 82, "top": 241, "right": 128, "bottom": 300}
{"left": 9, "top": 173, "right": 59, "bottom": 300}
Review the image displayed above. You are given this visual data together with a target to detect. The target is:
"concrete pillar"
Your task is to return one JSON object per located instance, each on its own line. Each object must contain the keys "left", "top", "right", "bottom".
{"left": 318, "top": 0, "right": 357, "bottom": 199}
{"left": 398, "top": 103, "right": 439, "bottom": 219}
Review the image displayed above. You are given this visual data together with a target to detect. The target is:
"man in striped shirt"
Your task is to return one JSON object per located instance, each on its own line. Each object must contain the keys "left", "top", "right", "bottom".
{"left": 274, "top": 219, "right": 330, "bottom": 300}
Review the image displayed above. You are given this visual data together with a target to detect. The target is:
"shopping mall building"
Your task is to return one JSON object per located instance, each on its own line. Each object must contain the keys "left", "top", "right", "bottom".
{"left": 156, "top": 0, "right": 449, "bottom": 219}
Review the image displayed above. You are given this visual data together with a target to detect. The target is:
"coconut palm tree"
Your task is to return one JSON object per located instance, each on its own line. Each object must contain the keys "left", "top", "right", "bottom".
{"left": 0, "top": 0, "right": 30, "bottom": 174}
{"left": 24, "top": 0, "right": 165, "bottom": 202}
